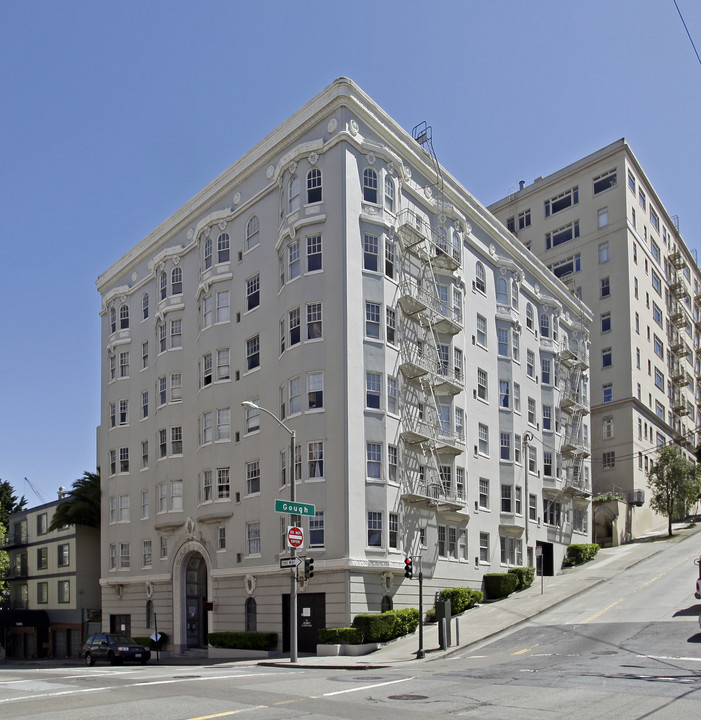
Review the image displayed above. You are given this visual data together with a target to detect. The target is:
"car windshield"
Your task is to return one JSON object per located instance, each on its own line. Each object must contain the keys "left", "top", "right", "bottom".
{"left": 109, "top": 635, "right": 137, "bottom": 644}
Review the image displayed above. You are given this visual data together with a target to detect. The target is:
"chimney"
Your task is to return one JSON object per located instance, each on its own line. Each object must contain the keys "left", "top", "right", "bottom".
{"left": 519, "top": 180, "right": 526, "bottom": 191}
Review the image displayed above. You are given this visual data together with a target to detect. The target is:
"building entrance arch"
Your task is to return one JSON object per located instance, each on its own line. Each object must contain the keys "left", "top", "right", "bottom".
{"left": 172, "top": 541, "right": 212, "bottom": 652}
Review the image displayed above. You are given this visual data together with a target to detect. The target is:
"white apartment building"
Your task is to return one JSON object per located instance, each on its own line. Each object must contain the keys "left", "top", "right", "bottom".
{"left": 489, "top": 139, "right": 699, "bottom": 542}
{"left": 96, "top": 78, "right": 592, "bottom": 654}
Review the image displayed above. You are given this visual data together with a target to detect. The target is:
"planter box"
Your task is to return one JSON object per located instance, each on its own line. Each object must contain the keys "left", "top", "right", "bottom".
{"left": 208, "top": 647, "right": 278, "bottom": 660}
{"left": 316, "top": 642, "right": 380, "bottom": 657}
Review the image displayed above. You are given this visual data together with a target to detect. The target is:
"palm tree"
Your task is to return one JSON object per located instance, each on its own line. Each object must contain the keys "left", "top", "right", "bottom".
{"left": 48, "top": 470, "right": 101, "bottom": 531}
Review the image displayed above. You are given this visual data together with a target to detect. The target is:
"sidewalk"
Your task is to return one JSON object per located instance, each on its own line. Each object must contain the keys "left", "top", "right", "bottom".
{"left": 261, "top": 522, "right": 701, "bottom": 670}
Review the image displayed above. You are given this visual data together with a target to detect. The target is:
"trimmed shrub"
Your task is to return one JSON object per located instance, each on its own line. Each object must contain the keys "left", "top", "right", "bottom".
{"left": 564, "top": 543, "right": 600, "bottom": 566}
{"left": 318, "top": 627, "right": 363, "bottom": 644}
{"left": 508, "top": 566, "right": 536, "bottom": 591}
{"left": 384, "top": 607, "right": 420, "bottom": 637}
{"left": 425, "top": 607, "right": 437, "bottom": 624}
{"left": 437, "top": 588, "right": 483, "bottom": 614}
{"left": 483, "top": 573, "right": 518, "bottom": 600}
{"left": 207, "top": 632, "right": 277, "bottom": 650}
{"left": 352, "top": 612, "right": 399, "bottom": 643}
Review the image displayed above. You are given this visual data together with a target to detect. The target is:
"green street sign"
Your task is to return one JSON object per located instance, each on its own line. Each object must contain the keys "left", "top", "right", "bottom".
{"left": 275, "top": 499, "right": 316, "bottom": 517}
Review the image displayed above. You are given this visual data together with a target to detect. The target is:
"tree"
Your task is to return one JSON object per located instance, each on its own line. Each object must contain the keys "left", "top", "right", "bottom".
{"left": 647, "top": 445, "right": 701, "bottom": 536}
{"left": 48, "top": 470, "right": 101, "bottom": 531}
{"left": 0, "top": 479, "right": 27, "bottom": 530}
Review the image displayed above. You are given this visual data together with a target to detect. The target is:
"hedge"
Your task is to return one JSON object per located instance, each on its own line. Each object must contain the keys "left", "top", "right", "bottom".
{"left": 207, "top": 632, "right": 277, "bottom": 650}
{"left": 318, "top": 627, "right": 363, "bottom": 644}
{"left": 508, "top": 566, "right": 536, "bottom": 591}
{"left": 483, "top": 573, "right": 518, "bottom": 599}
{"left": 564, "top": 543, "right": 600, "bottom": 566}
{"left": 385, "top": 607, "right": 420, "bottom": 636}
{"left": 352, "top": 613, "right": 400, "bottom": 643}
{"left": 436, "top": 587, "right": 483, "bottom": 614}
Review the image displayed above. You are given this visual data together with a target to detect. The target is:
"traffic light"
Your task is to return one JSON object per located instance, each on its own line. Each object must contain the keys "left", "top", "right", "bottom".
{"left": 404, "top": 556, "right": 413, "bottom": 579}
{"left": 304, "top": 557, "right": 315, "bottom": 580}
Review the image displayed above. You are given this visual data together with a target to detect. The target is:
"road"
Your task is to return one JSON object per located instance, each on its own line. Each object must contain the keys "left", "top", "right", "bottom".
{"left": 2, "top": 536, "right": 701, "bottom": 719}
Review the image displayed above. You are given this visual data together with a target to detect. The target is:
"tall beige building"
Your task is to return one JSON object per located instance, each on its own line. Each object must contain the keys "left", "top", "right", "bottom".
{"left": 489, "top": 139, "right": 699, "bottom": 542}
{"left": 97, "top": 78, "right": 592, "bottom": 654}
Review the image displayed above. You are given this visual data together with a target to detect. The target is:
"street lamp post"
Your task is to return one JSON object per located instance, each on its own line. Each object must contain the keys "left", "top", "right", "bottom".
{"left": 242, "top": 401, "right": 298, "bottom": 663}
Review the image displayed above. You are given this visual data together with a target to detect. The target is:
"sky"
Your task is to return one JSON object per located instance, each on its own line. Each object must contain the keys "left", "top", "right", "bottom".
{"left": 1, "top": 0, "right": 699, "bottom": 507}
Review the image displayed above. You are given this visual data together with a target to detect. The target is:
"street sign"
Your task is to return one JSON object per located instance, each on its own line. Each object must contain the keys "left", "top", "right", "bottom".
{"left": 287, "top": 526, "right": 304, "bottom": 548}
{"left": 275, "top": 499, "right": 316, "bottom": 516}
{"left": 280, "top": 556, "right": 304, "bottom": 569}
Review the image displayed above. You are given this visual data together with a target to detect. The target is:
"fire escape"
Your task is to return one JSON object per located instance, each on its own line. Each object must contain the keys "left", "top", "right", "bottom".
{"left": 558, "top": 338, "right": 591, "bottom": 496}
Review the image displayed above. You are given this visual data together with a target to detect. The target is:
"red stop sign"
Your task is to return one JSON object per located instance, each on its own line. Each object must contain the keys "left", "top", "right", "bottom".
{"left": 287, "top": 526, "right": 304, "bottom": 548}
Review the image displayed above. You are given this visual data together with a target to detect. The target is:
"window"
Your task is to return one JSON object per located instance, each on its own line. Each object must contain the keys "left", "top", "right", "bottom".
{"left": 309, "top": 511, "right": 325, "bottom": 548}
{"left": 387, "top": 375, "right": 399, "bottom": 414}
{"left": 602, "top": 347, "right": 612, "bottom": 368}
{"left": 142, "top": 341, "right": 148, "bottom": 369}
{"left": 545, "top": 220, "right": 580, "bottom": 249}
{"left": 478, "top": 423, "right": 489, "bottom": 455}
{"left": 477, "top": 368, "right": 488, "bottom": 401}
{"left": 58, "top": 580, "right": 70, "bottom": 603}
{"left": 526, "top": 350, "right": 535, "bottom": 379}
{"left": 307, "top": 371, "right": 324, "bottom": 409}
{"left": 384, "top": 175, "right": 395, "bottom": 212}
{"left": 307, "top": 168, "right": 322, "bottom": 203}
{"left": 246, "top": 335, "right": 260, "bottom": 371}
{"left": 541, "top": 358, "right": 552, "bottom": 385}
{"left": 363, "top": 234, "right": 379, "bottom": 271}
{"left": 171, "top": 267, "right": 182, "bottom": 295}
{"left": 246, "top": 274, "right": 260, "bottom": 311}
{"left": 499, "top": 379, "right": 510, "bottom": 408}
{"left": 650, "top": 207, "right": 660, "bottom": 232}
{"left": 142, "top": 539, "right": 152, "bottom": 567}
{"left": 307, "top": 235, "right": 322, "bottom": 272}
{"left": 593, "top": 168, "right": 617, "bottom": 194}
{"left": 366, "top": 302, "right": 381, "bottom": 339}
{"left": 653, "top": 335, "right": 664, "bottom": 358}
{"left": 475, "top": 262, "right": 486, "bottom": 293}
{"left": 37, "top": 581, "right": 48, "bottom": 604}
{"left": 603, "top": 451, "right": 616, "bottom": 470}
{"left": 141, "top": 490, "right": 149, "bottom": 518}
{"left": 367, "top": 511, "right": 382, "bottom": 546}
{"left": 603, "top": 416, "right": 614, "bottom": 439}
{"left": 526, "top": 304, "right": 534, "bottom": 331}
{"left": 288, "top": 239, "right": 300, "bottom": 280}
{"left": 247, "top": 521, "right": 261, "bottom": 555}
{"left": 512, "top": 331, "right": 520, "bottom": 361}
{"left": 203, "top": 237, "right": 212, "bottom": 269}
{"left": 244, "top": 403, "right": 260, "bottom": 434}
{"left": 598, "top": 241, "right": 609, "bottom": 264}
{"left": 654, "top": 368, "right": 664, "bottom": 391}
{"left": 288, "top": 175, "right": 300, "bottom": 212}
{"left": 651, "top": 271, "right": 661, "bottom": 295}
{"left": 518, "top": 209, "right": 531, "bottom": 229}
{"left": 246, "top": 460, "right": 260, "bottom": 495}
{"left": 496, "top": 277, "right": 508, "bottom": 305}
{"left": 216, "top": 290, "right": 230, "bottom": 323}
{"left": 600, "top": 277, "right": 610, "bottom": 298}
{"left": 498, "top": 327, "right": 509, "bottom": 356}
{"left": 306, "top": 302, "right": 322, "bottom": 340}
{"left": 514, "top": 383, "right": 521, "bottom": 413}
{"left": 159, "top": 429, "right": 167, "bottom": 459}
{"left": 142, "top": 293, "right": 149, "bottom": 320}
{"left": 388, "top": 445, "right": 398, "bottom": 482}
{"left": 651, "top": 240, "right": 660, "bottom": 262}
{"left": 159, "top": 271, "right": 167, "bottom": 300}
{"left": 549, "top": 253, "right": 582, "bottom": 279}
{"left": 386, "top": 307, "right": 396, "bottom": 346}
{"left": 289, "top": 376, "right": 301, "bottom": 414}
{"left": 598, "top": 207, "right": 609, "bottom": 228}
{"left": 363, "top": 168, "right": 378, "bottom": 203}
{"left": 367, "top": 442, "right": 382, "bottom": 479}
{"left": 119, "top": 351, "right": 129, "bottom": 378}
{"left": 500, "top": 433, "right": 511, "bottom": 460}
{"left": 37, "top": 546, "right": 48, "bottom": 569}
{"left": 289, "top": 307, "right": 301, "bottom": 346}
{"left": 366, "top": 371, "right": 381, "bottom": 409}
{"left": 217, "top": 408, "right": 230, "bottom": 441}
{"left": 171, "top": 426, "right": 183, "bottom": 455}
{"left": 245, "top": 216, "right": 260, "bottom": 251}
{"left": 438, "top": 525, "right": 446, "bottom": 557}
{"left": 217, "top": 467, "right": 230, "bottom": 499}
{"left": 501, "top": 484, "right": 513, "bottom": 513}
{"left": 201, "top": 296, "right": 212, "bottom": 329}
{"left": 528, "top": 446, "right": 537, "bottom": 474}
{"left": 540, "top": 312, "right": 550, "bottom": 338}
{"left": 476, "top": 314, "right": 487, "bottom": 346}
{"left": 201, "top": 470, "right": 213, "bottom": 502}
{"left": 479, "top": 478, "right": 489, "bottom": 509}
{"left": 601, "top": 312, "right": 611, "bottom": 333}
{"left": 170, "top": 372, "right": 182, "bottom": 402}
{"left": 543, "top": 451, "right": 553, "bottom": 477}
{"left": 479, "top": 532, "right": 489, "bottom": 563}
{"left": 603, "top": 383, "right": 613, "bottom": 404}
{"left": 543, "top": 404, "right": 552, "bottom": 430}
{"left": 119, "top": 303, "right": 129, "bottom": 330}
{"left": 639, "top": 187, "right": 646, "bottom": 209}
{"left": 544, "top": 186, "right": 578, "bottom": 216}
{"left": 385, "top": 240, "right": 396, "bottom": 279}
{"left": 119, "top": 447, "right": 129, "bottom": 473}
{"left": 528, "top": 397, "right": 536, "bottom": 425}
{"left": 57, "top": 542, "right": 70, "bottom": 567}
{"left": 217, "top": 348, "right": 230, "bottom": 381}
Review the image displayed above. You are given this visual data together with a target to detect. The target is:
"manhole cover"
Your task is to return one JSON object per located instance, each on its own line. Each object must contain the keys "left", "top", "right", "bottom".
{"left": 388, "top": 694, "right": 428, "bottom": 701}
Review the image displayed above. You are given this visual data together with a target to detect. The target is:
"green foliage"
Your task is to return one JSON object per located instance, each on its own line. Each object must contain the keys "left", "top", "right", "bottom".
{"left": 483, "top": 573, "right": 519, "bottom": 599}
{"left": 425, "top": 607, "right": 436, "bottom": 623}
{"left": 207, "top": 632, "right": 277, "bottom": 650}
{"left": 647, "top": 445, "right": 701, "bottom": 536}
{"left": 384, "top": 607, "right": 420, "bottom": 636}
{"left": 436, "top": 587, "right": 483, "bottom": 613}
{"left": 0, "top": 480, "right": 27, "bottom": 529}
{"left": 318, "top": 627, "right": 363, "bottom": 644}
{"left": 352, "top": 613, "right": 399, "bottom": 642}
{"left": 0, "top": 522, "right": 8, "bottom": 608}
{"left": 564, "top": 543, "right": 600, "bottom": 566}
{"left": 593, "top": 492, "right": 626, "bottom": 503}
{"left": 508, "top": 567, "right": 536, "bottom": 591}
{"left": 49, "top": 471, "right": 101, "bottom": 531}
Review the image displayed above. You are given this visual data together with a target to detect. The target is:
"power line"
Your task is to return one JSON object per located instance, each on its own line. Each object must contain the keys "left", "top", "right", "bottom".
{"left": 674, "top": 0, "right": 701, "bottom": 66}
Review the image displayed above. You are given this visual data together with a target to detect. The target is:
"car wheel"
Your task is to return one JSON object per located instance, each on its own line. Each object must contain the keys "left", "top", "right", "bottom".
{"left": 108, "top": 651, "right": 117, "bottom": 665}
{"left": 85, "top": 652, "right": 95, "bottom": 667}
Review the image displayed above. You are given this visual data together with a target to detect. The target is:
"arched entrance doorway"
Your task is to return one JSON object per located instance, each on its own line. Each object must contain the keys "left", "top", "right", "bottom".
{"left": 185, "top": 554, "right": 208, "bottom": 648}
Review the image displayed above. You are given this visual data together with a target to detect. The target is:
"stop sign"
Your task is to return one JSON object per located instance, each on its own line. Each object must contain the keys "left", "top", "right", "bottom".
{"left": 287, "top": 526, "right": 304, "bottom": 549}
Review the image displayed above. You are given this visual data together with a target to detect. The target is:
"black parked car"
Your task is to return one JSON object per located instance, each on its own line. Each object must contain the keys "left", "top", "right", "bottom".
{"left": 82, "top": 633, "right": 151, "bottom": 665}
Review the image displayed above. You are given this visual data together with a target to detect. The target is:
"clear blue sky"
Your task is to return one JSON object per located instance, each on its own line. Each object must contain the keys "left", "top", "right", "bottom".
{"left": 1, "top": 0, "right": 699, "bottom": 506}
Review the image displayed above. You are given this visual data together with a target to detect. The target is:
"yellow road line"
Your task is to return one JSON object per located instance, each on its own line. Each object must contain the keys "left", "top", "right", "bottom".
{"left": 512, "top": 643, "right": 540, "bottom": 655}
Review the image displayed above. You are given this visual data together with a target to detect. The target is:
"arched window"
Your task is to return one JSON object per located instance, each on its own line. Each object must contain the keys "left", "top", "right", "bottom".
{"left": 245, "top": 597, "right": 257, "bottom": 632}
{"left": 436, "top": 226, "right": 448, "bottom": 253}
{"left": 171, "top": 267, "right": 182, "bottom": 295}
{"left": 526, "top": 303, "right": 534, "bottom": 330}
{"left": 109, "top": 306, "right": 117, "bottom": 334}
{"left": 288, "top": 176, "right": 300, "bottom": 213}
{"left": 119, "top": 304, "right": 130, "bottom": 330}
{"left": 142, "top": 293, "right": 149, "bottom": 320}
{"left": 307, "top": 168, "right": 322, "bottom": 204}
{"left": 203, "top": 237, "right": 212, "bottom": 270}
{"left": 363, "top": 168, "right": 378, "bottom": 203}
{"left": 511, "top": 281, "right": 519, "bottom": 309}
{"left": 540, "top": 312, "right": 550, "bottom": 338}
{"left": 159, "top": 271, "right": 167, "bottom": 300}
{"left": 146, "top": 600, "right": 153, "bottom": 629}
{"left": 217, "top": 232, "right": 230, "bottom": 264}
{"left": 475, "top": 262, "right": 486, "bottom": 293}
{"left": 246, "top": 216, "right": 260, "bottom": 251}
{"left": 384, "top": 175, "right": 394, "bottom": 212}
{"left": 381, "top": 595, "right": 393, "bottom": 612}
{"left": 496, "top": 277, "right": 508, "bottom": 305}
{"left": 452, "top": 229, "right": 461, "bottom": 263}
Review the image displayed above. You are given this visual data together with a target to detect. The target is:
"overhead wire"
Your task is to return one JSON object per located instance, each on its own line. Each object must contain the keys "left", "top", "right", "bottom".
{"left": 674, "top": 0, "right": 701, "bottom": 66}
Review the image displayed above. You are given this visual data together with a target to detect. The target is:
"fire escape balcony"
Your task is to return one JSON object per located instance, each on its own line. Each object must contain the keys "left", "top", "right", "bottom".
{"left": 400, "top": 415, "right": 433, "bottom": 445}
{"left": 670, "top": 305, "right": 687, "bottom": 328}
{"left": 559, "top": 348, "right": 589, "bottom": 369}
{"left": 671, "top": 338, "right": 690, "bottom": 359}
{"left": 429, "top": 234, "right": 461, "bottom": 272}
{"left": 423, "top": 301, "right": 463, "bottom": 335}
{"left": 563, "top": 468, "right": 591, "bottom": 497}
{"left": 400, "top": 471, "right": 466, "bottom": 512}
{"left": 672, "top": 400, "right": 689, "bottom": 417}
{"left": 399, "top": 346, "right": 433, "bottom": 381}
{"left": 669, "top": 249, "right": 685, "bottom": 269}
{"left": 434, "top": 428, "right": 466, "bottom": 455}
{"left": 397, "top": 277, "right": 430, "bottom": 317}
{"left": 430, "top": 365, "right": 464, "bottom": 396}
{"left": 670, "top": 278, "right": 685, "bottom": 298}
{"left": 561, "top": 436, "right": 590, "bottom": 457}
{"left": 560, "top": 391, "right": 589, "bottom": 415}
{"left": 671, "top": 366, "right": 689, "bottom": 386}
{"left": 396, "top": 209, "right": 430, "bottom": 257}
